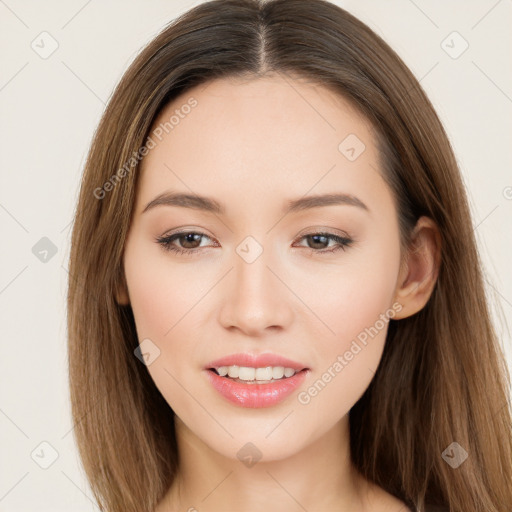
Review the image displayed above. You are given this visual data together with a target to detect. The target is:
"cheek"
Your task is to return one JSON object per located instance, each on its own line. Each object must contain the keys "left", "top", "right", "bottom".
{"left": 293, "top": 238, "right": 401, "bottom": 349}
{"left": 123, "top": 239, "right": 227, "bottom": 390}
{"left": 124, "top": 239, "right": 212, "bottom": 340}
{"left": 328, "top": 260, "right": 399, "bottom": 342}
{"left": 296, "top": 286, "right": 397, "bottom": 422}
{"left": 123, "top": 242, "right": 211, "bottom": 409}
{"left": 294, "top": 236, "right": 401, "bottom": 408}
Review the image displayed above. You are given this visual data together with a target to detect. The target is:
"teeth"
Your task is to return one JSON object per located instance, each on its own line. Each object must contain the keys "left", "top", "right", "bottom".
{"left": 284, "top": 367, "right": 295, "bottom": 378}
{"left": 215, "top": 365, "right": 299, "bottom": 381}
{"left": 227, "top": 366, "right": 239, "bottom": 378}
{"left": 238, "top": 366, "right": 255, "bottom": 381}
{"left": 216, "top": 366, "right": 229, "bottom": 377}
{"left": 272, "top": 367, "right": 284, "bottom": 379}
{"left": 255, "top": 367, "right": 273, "bottom": 380}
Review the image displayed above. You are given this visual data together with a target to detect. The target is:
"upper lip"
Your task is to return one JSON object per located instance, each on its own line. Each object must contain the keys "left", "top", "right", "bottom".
{"left": 205, "top": 353, "right": 308, "bottom": 371}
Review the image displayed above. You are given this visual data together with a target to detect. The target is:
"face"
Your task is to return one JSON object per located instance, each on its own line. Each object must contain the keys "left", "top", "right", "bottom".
{"left": 120, "top": 74, "right": 404, "bottom": 461}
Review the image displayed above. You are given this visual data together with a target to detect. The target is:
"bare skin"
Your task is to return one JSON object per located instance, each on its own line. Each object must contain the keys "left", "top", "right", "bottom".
{"left": 117, "top": 73, "right": 440, "bottom": 512}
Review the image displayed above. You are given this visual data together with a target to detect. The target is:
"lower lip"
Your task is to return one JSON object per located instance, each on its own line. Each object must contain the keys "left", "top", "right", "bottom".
{"left": 205, "top": 369, "right": 309, "bottom": 408}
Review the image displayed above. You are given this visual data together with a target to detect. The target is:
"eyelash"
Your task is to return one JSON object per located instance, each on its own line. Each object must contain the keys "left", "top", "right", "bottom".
{"left": 155, "top": 230, "right": 354, "bottom": 257}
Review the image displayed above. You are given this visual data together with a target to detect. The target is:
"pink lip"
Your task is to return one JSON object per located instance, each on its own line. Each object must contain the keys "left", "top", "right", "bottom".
{"left": 203, "top": 352, "right": 310, "bottom": 408}
{"left": 204, "top": 352, "right": 308, "bottom": 371}
{"left": 205, "top": 368, "right": 309, "bottom": 408}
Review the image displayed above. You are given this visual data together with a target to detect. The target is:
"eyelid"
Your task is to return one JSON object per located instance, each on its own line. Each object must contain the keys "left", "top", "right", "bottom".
{"left": 159, "top": 227, "right": 216, "bottom": 241}
{"left": 156, "top": 226, "right": 355, "bottom": 257}
{"left": 294, "top": 225, "right": 351, "bottom": 239}
{"left": 159, "top": 226, "right": 351, "bottom": 244}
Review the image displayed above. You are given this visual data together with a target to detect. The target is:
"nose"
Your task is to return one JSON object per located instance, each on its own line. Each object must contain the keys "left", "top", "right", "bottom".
{"left": 218, "top": 248, "right": 294, "bottom": 336}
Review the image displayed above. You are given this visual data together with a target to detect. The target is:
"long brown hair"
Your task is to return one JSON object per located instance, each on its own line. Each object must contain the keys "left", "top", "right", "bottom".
{"left": 66, "top": 1, "right": 512, "bottom": 510}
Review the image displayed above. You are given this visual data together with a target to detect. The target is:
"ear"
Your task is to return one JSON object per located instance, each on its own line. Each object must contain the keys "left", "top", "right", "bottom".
{"left": 114, "top": 265, "right": 130, "bottom": 306}
{"left": 392, "top": 216, "right": 441, "bottom": 320}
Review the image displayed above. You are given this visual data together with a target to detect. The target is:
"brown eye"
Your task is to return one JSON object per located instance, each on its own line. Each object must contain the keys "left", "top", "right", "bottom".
{"left": 156, "top": 231, "right": 214, "bottom": 255}
{"left": 305, "top": 234, "right": 330, "bottom": 250}
{"left": 174, "top": 233, "right": 203, "bottom": 249}
{"left": 155, "top": 230, "right": 353, "bottom": 256}
{"left": 295, "top": 232, "right": 353, "bottom": 254}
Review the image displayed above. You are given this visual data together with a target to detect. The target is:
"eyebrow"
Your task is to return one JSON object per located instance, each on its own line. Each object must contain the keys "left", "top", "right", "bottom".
{"left": 142, "top": 191, "right": 369, "bottom": 215}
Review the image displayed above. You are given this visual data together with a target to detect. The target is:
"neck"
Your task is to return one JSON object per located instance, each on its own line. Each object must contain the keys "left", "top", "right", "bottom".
{"left": 157, "top": 414, "right": 378, "bottom": 512}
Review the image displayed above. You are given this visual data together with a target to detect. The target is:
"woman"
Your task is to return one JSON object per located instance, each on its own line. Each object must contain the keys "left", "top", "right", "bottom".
{"left": 66, "top": 0, "right": 512, "bottom": 511}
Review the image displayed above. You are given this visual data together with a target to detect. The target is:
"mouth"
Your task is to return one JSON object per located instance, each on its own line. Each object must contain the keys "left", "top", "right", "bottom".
{"left": 207, "top": 365, "right": 308, "bottom": 384}
{"left": 203, "top": 353, "right": 310, "bottom": 407}
{"left": 204, "top": 352, "right": 308, "bottom": 374}
{"left": 203, "top": 355, "right": 311, "bottom": 408}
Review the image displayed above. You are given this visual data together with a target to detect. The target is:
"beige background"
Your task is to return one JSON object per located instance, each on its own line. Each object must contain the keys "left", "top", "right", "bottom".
{"left": 0, "top": 0, "right": 511, "bottom": 509}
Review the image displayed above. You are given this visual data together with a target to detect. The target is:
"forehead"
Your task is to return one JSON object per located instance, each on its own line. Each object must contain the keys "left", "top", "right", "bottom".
{"left": 136, "top": 74, "right": 386, "bottom": 216}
